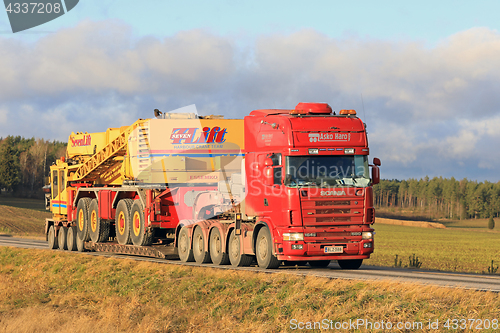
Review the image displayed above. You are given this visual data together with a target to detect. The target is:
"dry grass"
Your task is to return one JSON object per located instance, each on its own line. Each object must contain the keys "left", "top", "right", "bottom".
{"left": 0, "top": 247, "right": 499, "bottom": 332}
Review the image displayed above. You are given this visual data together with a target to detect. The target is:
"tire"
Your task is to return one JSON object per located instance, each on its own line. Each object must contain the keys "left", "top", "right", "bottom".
{"left": 338, "top": 259, "right": 363, "bottom": 270}
{"left": 256, "top": 227, "right": 281, "bottom": 269}
{"left": 130, "top": 200, "right": 153, "bottom": 246}
{"left": 115, "top": 199, "right": 133, "bottom": 245}
{"left": 193, "top": 227, "right": 211, "bottom": 264}
{"left": 67, "top": 226, "right": 78, "bottom": 251}
{"left": 89, "top": 199, "right": 110, "bottom": 243}
{"left": 76, "top": 197, "right": 91, "bottom": 241}
{"left": 47, "top": 225, "right": 58, "bottom": 250}
{"left": 58, "top": 226, "right": 68, "bottom": 250}
{"left": 76, "top": 233, "right": 85, "bottom": 252}
{"left": 210, "top": 227, "right": 229, "bottom": 265}
{"left": 228, "top": 230, "right": 253, "bottom": 267}
{"left": 178, "top": 227, "right": 194, "bottom": 262}
{"left": 308, "top": 260, "right": 331, "bottom": 268}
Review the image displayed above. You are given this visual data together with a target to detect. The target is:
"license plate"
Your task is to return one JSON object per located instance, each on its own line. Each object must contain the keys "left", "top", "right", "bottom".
{"left": 324, "top": 246, "right": 343, "bottom": 253}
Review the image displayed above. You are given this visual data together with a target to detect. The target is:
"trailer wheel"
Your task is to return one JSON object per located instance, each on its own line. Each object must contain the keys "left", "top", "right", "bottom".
{"left": 76, "top": 197, "right": 91, "bottom": 241}
{"left": 89, "top": 199, "right": 110, "bottom": 243}
{"left": 67, "top": 226, "right": 78, "bottom": 251}
{"left": 210, "top": 227, "right": 229, "bottom": 265}
{"left": 337, "top": 259, "right": 363, "bottom": 269}
{"left": 308, "top": 260, "right": 331, "bottom": 268}
{"left": 76, "top": 233, "right": 85, "bottom": 252}
{"left": 256, "top": 227, "right": 281, "bottom": 269}
{"left": 130, "top": 200, "right": 153, "bottom": 246}
{"left": 47, "top": 225, "right": 58, "bottom": 250}
{"left": 193, "top": 227, "right": 211, "bottom": 264}
{"left": 115, "top": 199, "right": 133, "bottom": 245}
{"left": 58, "top": 226, "right": 68, "bottom": 250}
{"left": 228, "top": 230, "right": 253, "bottom": 267}
{"left": 178, "top": 227, "right": 194, "bottom": 262}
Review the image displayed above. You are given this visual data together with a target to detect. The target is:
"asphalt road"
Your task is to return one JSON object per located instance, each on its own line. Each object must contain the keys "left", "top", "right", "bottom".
{"left": 1, "top": 235, "right": 499, "bottom": 292}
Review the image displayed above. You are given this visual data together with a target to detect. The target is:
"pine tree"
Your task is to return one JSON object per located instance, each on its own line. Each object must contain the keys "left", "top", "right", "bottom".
{"left": 0, "top": 137, "right": 20, "bottom": 191}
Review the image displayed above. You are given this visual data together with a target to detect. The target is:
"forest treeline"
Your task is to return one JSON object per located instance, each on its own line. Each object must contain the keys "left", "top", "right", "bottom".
{"left": 0, "top": 136, "right": 66, "bottom": 197}
{"left": 374, "top": 178, "right": 500, "bottom": 220}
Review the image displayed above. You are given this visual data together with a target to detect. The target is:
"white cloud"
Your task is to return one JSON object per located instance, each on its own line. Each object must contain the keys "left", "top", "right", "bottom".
{"left": 1, "top": 22, "right": 500, "bottom": 180}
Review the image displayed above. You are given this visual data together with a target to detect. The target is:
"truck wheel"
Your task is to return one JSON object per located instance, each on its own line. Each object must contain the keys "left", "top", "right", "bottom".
{"left": 130, "top": 200, "right": 153, "bottom": 246}
{"left": 47, "top": 225, "right": 58, "bottom": 250}
{"left": 228, "top": 230, "right": 253, "bottom": 267}
{"left": 308, "top": 260, "right": 331, "bottom": 268}
{"left": 256, "top": 227, "right": 281, "bottom": 269}
{"left": 178, "top": 227, "right": 194, "bottom": 262}
{"left": 67, "top": 226, "right": 78, "bottom": 251}
{"left": 58, "top": 226, "right": 68, "bottom": 250}
{"left": 193, "top": 227, "right": 211, "bottom": 264}
{"left": 338, "top": 259, "right": 363, "bottom": 269}
{"left": 115, "top": 199, "right": 133, "bottom": 245}
{"left": 76, "top": 197, "right": 91, "bottom": 241}
{"left": 210, "top": 227, "right": 229, "bottom": 265}
{"left": 89, "top": 199, "right": 110, "bottom": 243}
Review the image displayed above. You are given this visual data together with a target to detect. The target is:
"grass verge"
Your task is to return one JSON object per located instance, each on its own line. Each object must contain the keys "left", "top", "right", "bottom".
{"left": 1, "top": 247, "right": 500, "bottom": 333}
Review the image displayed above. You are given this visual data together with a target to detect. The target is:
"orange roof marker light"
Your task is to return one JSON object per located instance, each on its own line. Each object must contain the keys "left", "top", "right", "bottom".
{"left": 339, "top": 109, "right": 357, "bottom": 115}
{"left": 292, "top": 102, "right": 332, "bottom": 115}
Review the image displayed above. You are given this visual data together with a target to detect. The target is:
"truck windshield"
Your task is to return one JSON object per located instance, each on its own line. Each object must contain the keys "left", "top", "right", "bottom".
{"left": 285, "top": 155, "right": 370, "bottom": 187}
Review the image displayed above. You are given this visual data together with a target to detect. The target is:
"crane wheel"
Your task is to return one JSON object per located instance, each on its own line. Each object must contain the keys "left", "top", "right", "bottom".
{"left": 178, "top": 227, "right": 194, "bottom": 262}
{"left": 67, "top": 226, "right": 78, "bottom": 251}
{"left": 256, "top": 226, "right": 281, "bottom": 269}
{"left": 193, "top": 227, "right": 211, "bottom": 264}
{"left": 47, "top": 225, "right": 58, "bottom": 250}
{"left": 228, "top": 229, "right": 253, "bottom": 267}
{"left": 210, "top": 227, "right": 229, "bottom": 265}
{"left": 130, "top": 200, "right": 153, "bottom": 246}
{"left": 89, "top": 199, "right": 110, "bottom": 243}
{"left": 115, "top": 199, "right": 133, "bottom": 245}
{"left": 76, "top": 197, "right": 92, "bottom": 241}
{"left": 58, "top": 226, "right": 68, "bottom": 250}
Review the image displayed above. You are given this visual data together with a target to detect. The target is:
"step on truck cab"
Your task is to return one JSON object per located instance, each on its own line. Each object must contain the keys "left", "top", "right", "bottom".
{"left": 45, "top": 103, "right": 380, "bottom": 269}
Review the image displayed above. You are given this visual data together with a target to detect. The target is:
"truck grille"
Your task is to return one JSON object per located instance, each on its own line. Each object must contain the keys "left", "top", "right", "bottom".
{"left": 301, "top": 192, "right": 364, "bottom": 226}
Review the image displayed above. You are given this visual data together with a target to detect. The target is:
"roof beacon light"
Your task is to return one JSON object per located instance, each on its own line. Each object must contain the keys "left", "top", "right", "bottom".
{"left": 339, "top": 109, "right": 357, "bottom": 116}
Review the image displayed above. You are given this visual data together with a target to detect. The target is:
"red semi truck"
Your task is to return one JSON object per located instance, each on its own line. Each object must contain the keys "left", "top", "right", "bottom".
{"left": 45, "top": 103, "right": 380, "bottom": 269}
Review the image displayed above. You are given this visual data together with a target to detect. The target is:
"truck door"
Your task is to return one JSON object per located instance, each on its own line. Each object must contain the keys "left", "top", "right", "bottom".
{"left": 51, "top": 170, "right": 59, "bottom": 215}
{"left": 51, "top": 168, "right": 67, "bottom": 215}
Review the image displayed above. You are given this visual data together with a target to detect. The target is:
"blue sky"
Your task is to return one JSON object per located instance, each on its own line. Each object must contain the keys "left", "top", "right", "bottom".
{"left": 1, "top": 1, "right": 500, "bottom": 182}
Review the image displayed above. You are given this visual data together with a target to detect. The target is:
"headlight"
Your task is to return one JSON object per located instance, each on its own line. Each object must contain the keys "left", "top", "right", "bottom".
{"left": 362, "top": 231, "right": 373, "bottom": 240}
{"left": 283, "top": 233, "right": 304, "bottom": 241}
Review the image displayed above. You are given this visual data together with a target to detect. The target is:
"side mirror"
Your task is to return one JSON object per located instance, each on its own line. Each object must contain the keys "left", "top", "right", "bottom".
{"left": 264, "top": 158, "right": 273, "bottom": 166}
{"left": 373, "top": 157, "right": 381, "bottom": 166}
{"left": 264, "top": 165, "right": 274, "bottom": 186}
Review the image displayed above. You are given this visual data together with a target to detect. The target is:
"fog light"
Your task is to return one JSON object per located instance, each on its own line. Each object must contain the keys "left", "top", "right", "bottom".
{"left": 362, "top": 231, "right": 373, "bottom": 240}
{"left": 283, "top": 233, "right": 304, "bottom": 241}
{"left": 304, "top": 233, "right": 316, "bottom": 237}
{"left": 292, "top": 244, "right": 303, "bottom": 250}
{"left": 363, "top": 242, "right": 372, "bottom": 248}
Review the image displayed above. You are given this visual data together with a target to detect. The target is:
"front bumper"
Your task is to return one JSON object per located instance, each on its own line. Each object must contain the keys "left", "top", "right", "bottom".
{"left": 275, "top": 239, "right": 374, "bottom": 261}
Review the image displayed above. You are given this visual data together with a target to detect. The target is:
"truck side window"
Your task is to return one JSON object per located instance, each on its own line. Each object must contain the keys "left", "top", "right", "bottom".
{"left": 268, "top": 153, "right": 282, "bottom": 185}
{"left": 52, "top": 170, "right": 58, "bottom": 199}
